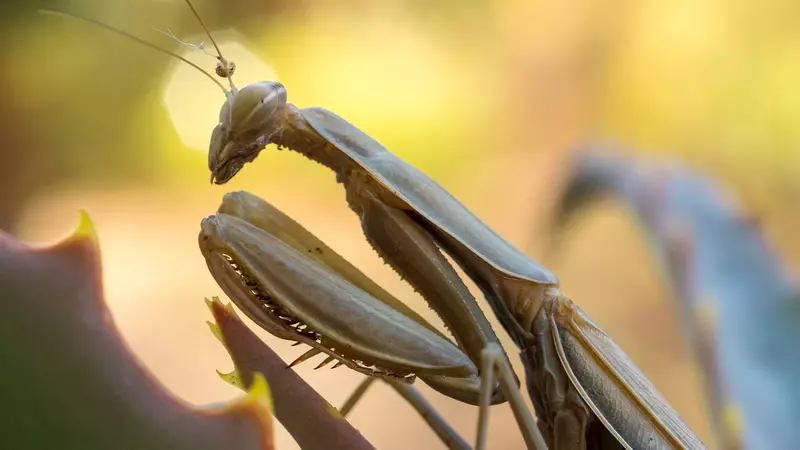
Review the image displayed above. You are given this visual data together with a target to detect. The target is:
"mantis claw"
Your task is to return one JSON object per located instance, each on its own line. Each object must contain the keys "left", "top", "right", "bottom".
{"left": 289, "top": 348, "right": 322, "bottom": 368}
{"left": 314, "top": 356, "right": 336, "bottom": 370}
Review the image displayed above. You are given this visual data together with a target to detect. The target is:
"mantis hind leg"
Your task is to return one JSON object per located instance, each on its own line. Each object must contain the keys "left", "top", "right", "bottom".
{"left": 340, "top": 377, "right": 471, "bottom": 450}
{"left": 339, "top": 377, "right": 378, "bottom": 417}
{"left": 476, "top": 343, "right": 548, "bottom": 450}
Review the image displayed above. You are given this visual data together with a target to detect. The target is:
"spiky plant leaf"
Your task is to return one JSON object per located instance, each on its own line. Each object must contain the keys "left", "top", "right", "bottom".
{"left": 0, "top": 213, "right": 275, "bottom": 450}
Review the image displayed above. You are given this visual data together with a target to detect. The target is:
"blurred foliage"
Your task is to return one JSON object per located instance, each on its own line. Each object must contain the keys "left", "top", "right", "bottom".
{"left": 595, "top": 1, "right": 800, "bottom": 201}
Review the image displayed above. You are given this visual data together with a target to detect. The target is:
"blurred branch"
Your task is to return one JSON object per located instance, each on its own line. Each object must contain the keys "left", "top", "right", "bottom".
{"left": 549, "top": 146, "right": 800, "bottom": 449}
{"left": 210, "top": 298, "right": 377, "bottom": 450}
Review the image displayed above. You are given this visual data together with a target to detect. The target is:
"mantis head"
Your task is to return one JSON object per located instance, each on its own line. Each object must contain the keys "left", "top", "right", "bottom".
{"left": 209, "top": 81, "right": 288, "bottom": 184}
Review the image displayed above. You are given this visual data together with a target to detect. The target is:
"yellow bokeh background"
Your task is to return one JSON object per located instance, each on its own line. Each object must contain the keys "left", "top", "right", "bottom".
{"left": 6, "top": 0, "right": 800, "bottom": 448}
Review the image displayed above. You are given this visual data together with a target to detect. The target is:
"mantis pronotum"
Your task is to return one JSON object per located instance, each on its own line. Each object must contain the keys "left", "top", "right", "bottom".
{"left": 43, "top": 2, "right": 707, "bottom": 449}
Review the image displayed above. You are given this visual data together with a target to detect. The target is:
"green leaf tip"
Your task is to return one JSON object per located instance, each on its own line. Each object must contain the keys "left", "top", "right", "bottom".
{"left": 217, "top": 368, "right": 245, "bottom": 390}
{"left": 328, "top": 403, "right": 345, "bottom": 420}
{"left": 247, "top": 372, "right": 274, "bottom": 414}
{"left": 217, "top": 371, "right": 274, "bottom": 415}
{"left": 70, "top": 210, "right": 99, "bottom": 245}
{"left": 223, "top": 301, "right": 238, "bottom": 317}
{"left": 207, "top": 320, "right": 224, "bottom": 345}
{"left": 215, "top": 372, "right": 276, "bottom": 448}
{"left": 206, "top": 296, "right": 239, "bottom": 318}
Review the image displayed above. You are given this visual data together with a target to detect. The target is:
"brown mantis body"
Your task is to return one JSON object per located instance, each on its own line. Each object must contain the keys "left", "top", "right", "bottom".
{"left": 204, "top": 79, "right": 705, "bottom": 449}
{"left": 43, "top": 3, "right": 707, "bottom": 448}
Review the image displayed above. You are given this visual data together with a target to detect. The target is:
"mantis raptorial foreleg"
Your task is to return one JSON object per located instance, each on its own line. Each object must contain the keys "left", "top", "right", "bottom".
{"left": 355, "top": 191, "right": 512, "bottom": 403}
{"left": 200, "top": 190, "right": 546, "bottom": 449}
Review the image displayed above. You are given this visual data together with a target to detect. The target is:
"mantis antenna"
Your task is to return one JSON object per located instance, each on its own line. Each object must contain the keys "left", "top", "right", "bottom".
{"left": 181, "top": 0, "right": 238, "bottom": 94}
{"left": 37, "top": 8, "right": 230, "bottom": 96}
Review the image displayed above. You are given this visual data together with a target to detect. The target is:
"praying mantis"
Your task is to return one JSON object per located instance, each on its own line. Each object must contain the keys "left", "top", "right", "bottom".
{"left": 44, "top": 2, "right": 707, "bottom": 448}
